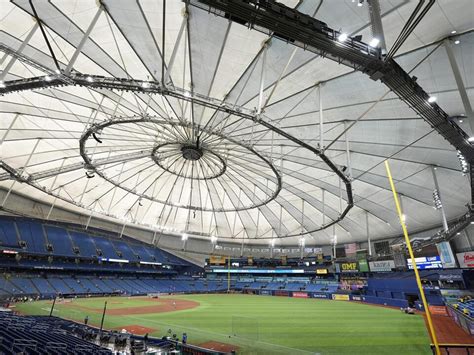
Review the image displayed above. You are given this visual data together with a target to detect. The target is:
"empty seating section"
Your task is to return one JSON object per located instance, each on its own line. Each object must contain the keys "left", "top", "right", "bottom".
{"left": 91, "top": 237, "right": 117, "bottom": 259}
{"left": 111, "top": 240, "right": 137, "bottom": 261}
{"left": 16, "top": 221, "right": 47, "bottom": 254}
{"left": 30, "top": 278, "right": 57, "bottom": 296}
{"left": 44, "top": 226, "right": 75, "bottom": 257}
{"left": 9, "top": 277, "right": 37, "bottom": 294}
{"left": 77, "top": 278, "right": 103, "bottom": 294}
{"left": 0, "top": 218, "right": 193, "bottom": 272}
{"left": 62, "top": 278, "right": 87, "bottom": 294}
{"left": 0, "top": 220, "right": 19, "bottom": 248}
{"left": 0, "top": 312, "right": 111, "bottom": 354}
{"left": 69, "top": 231, "right": 98, "bottom": 258}
{"left": 128, "top": 244, "right": 154, "bottom": 262}
{"left": 47, "top": 278, "right": 72, "bottom": 294}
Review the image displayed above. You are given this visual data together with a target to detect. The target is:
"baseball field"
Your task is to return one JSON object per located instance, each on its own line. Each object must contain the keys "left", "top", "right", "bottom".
{"left": 15, "top": 294, "right": 431, "bottom": 354}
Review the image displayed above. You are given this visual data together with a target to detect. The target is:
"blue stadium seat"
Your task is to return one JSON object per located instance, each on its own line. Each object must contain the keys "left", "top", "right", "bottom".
{"left": 91, "top": 236, "right": 118, "bottom": 259}
{"left": 110, "top": 240, "right": 137, "bottom": 261}
{"left": 44, "top": 226, "right": 75, "bottom": 257}
{"left": 16, "top": 221, "right": 48, "bottom": 254}
{"left": 0, "top": 220, "right": 19, "bottom": 248}
{"left": 69, "top": 231, "right": 98, "bottom": 258}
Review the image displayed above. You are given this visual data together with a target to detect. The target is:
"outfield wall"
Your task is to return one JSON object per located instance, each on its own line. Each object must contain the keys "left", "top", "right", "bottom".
{"left": 248, "top": 289, "right": 412, "bottom": 308}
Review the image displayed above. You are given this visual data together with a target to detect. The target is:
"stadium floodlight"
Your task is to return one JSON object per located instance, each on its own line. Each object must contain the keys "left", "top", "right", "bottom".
{"left": 401, "top": 214, "right": 407, "bottom": 223}
{"left": 44, "top": 75, "right": 52, "bottom": 82}
{"left": 357, "top": 0, "right": 363, "bottom": 7}
{"left": 141, "top": 81, "right": 150, "bottom": 88}
{"left": 454, "top": 40, "right": 460, "bottom": 44}
{"left": 338, "top": 33, "right": 349, "bottom": 42}
{"left": 270, "top": 239, "right": 275, "bottom": 247}
{"left": 451, "top": 30, "right": 457, "bottom": 34}
{"left": 469, "top": 137, "right": 474, "bottom": 142}
{"left": 457, "top": 150, "right": 468, "bottom": 174}
{"left": 181, "top": 233, "right": 188, "bottom": 241}
{"left": 369, "top": 38, "right": 380, "bottom": 47}
{"left": 0, "top": 81, "right": 5, "bottom": 89}
{"left": 210, "top": 235, "right": 217, "bottom": 244}
{"left": 432, "top": 189, "right": 443, "bottom": 210}
{"left": 427, "top": 96, "right": 437, "bottom": 103}
{"left": 86, "top": 76, "right": 94, "bottom": 82}
{"left": 55, "top": 69, "right": 60, "bottom": 74}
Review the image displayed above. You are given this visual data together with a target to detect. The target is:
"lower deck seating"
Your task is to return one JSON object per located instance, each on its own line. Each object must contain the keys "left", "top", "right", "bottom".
{"left": 452, "top": 299, "right": 474, "bottom": 317}
{"left": 0, "top": 311, "right": 111, "bottom": 354}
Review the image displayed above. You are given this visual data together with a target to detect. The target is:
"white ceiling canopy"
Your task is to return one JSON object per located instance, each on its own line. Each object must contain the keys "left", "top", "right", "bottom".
{"left": 0, "top": 0, "right": 472, "bottom": 247}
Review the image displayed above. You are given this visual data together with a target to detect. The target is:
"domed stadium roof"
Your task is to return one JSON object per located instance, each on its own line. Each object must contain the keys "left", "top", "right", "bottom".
{"left": 0, "top": 0, "right": 472, "bottom": 247}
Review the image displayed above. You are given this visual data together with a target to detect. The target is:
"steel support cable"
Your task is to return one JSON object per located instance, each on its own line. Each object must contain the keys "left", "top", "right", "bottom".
{"left": 386, "top": 0, "right": 435, "bottom": 60}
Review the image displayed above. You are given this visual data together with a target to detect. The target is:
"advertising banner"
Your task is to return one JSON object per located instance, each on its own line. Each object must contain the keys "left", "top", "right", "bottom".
{"left": 316, "top": 269, "right": 328, "bottom": 274}
{"left": 274, "top": 290, "right": 289, "bottom": 297}
{"left": 369, "top": 260, "right": 395, "bottom": 272}
{"left": 311, "top": 293, "right": 329, "bottom": 299}
{"left": 358, "top": 259, "right": 369, "bottom": 272}
{"left": 456, "top": 251, "right": 474, "bottom": 268}
{"left": 332, "top": 294, "right": 350, "bottom": 301}
{"left": 209, "top": 256, "right": 227, "bottom": 265}
{"left": 339, "top": 262, "right": 358, "bottom": 273}
{"left": 407, "top": 256, "right": 442, "bottom": 270}
{"left": 429, "top": 306, "right": 448, "bottom": 316}
{"left": 259, "top": 290, "right": 272, "bottom": 296}
{"left": 292, "top": 292, "right": 308, "bottom": 298}
{"left": 436, "top": 241, "right": 457, "bottom": 268}
{"left": 345, "top": 243, "right": 357, "bottom": 255}
{"left": 356, "top": 249, "right": 367, "bottom": 261}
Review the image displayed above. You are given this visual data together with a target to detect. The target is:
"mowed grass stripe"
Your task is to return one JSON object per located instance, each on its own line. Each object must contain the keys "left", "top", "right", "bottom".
{"left": 16, "top": 294, "right": 431, "bottom": 355}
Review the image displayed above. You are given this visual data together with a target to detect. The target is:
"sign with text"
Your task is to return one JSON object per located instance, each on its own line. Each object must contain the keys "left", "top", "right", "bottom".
{"left": 339, "top": 262, "right": 359, "bottom": 273}
{"left": 457, "top": 251, "right": 474, "bottom": 268}
{"left": 316, "top": 269, "right": 328, "bottom": 274}
{"left": 369, "top": 260, "right": 395, "bottom": 272}
{"left": 407, "top": 256, "right": 442, "bottom": 270}
{"left": 436, "top": 241, "right": 456, "bottom": 268}
{"left": 332, "top": 294, "right": 350, "bottom": 301}
{"left": 358, "top": 259, "right": 369, "bottom": 272}
{"left": 345, "top": 243, "right": 357, "bottom": 255}
{"left": 209, "top": 256, "right": 227, "bottom": 265}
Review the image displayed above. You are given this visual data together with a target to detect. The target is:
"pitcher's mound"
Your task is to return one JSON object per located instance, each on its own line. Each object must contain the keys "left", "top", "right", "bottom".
{"left": 199, "top": 341, "right": 239, "bottom": 353}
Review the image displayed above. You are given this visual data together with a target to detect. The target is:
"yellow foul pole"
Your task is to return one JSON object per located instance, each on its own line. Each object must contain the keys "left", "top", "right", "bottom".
{"left": 227, "top": 256, "right": 230, "bottom": 293}
{"left": 384, "top": 160, "right": 440, "bottom": 355}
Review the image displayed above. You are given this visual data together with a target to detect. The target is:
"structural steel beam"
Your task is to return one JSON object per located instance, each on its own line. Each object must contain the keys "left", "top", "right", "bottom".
{"left": 189, "top": 0, "right": 474, "bottom": 205}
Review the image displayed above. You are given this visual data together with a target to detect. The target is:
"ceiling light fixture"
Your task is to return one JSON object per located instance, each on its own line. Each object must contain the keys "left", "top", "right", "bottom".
{"left": 44, "top": 76, "right": 52, "bottom": 82}
{"left": 468, "top": 137, "right": 474, "bottom": 143}
{"left": 181, "top": 233, "right": 188, "bottom": 241}
{"left": 428, "top": 96, "right": 437, "bottom": 103}
{"left": 210, "top": 235, "right": 217, "bottom": 244}
{"left": 454, "top": 40, "right": 460, "bottom": 45}
{"left": 357, "top": 0, "right": 363, "bottom": 7}
{"left": 0, "top": 81, "right": 5, "bottom": 89}
{"left": 86, "top": 76, "right": 94, "bottom": 83}
{"left": 457, "top": 150, "right": 468, "bottom": 174}
{"left": 338, "top": 33, "right": 349, "bottom": 42}
{"left": 369, "top": 38, "right": 380, "bottom": 48}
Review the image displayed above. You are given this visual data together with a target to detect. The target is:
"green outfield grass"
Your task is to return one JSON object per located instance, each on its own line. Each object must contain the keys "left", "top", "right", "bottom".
{"left": 15, "top": 294, "right": 431, "bottom": 354}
